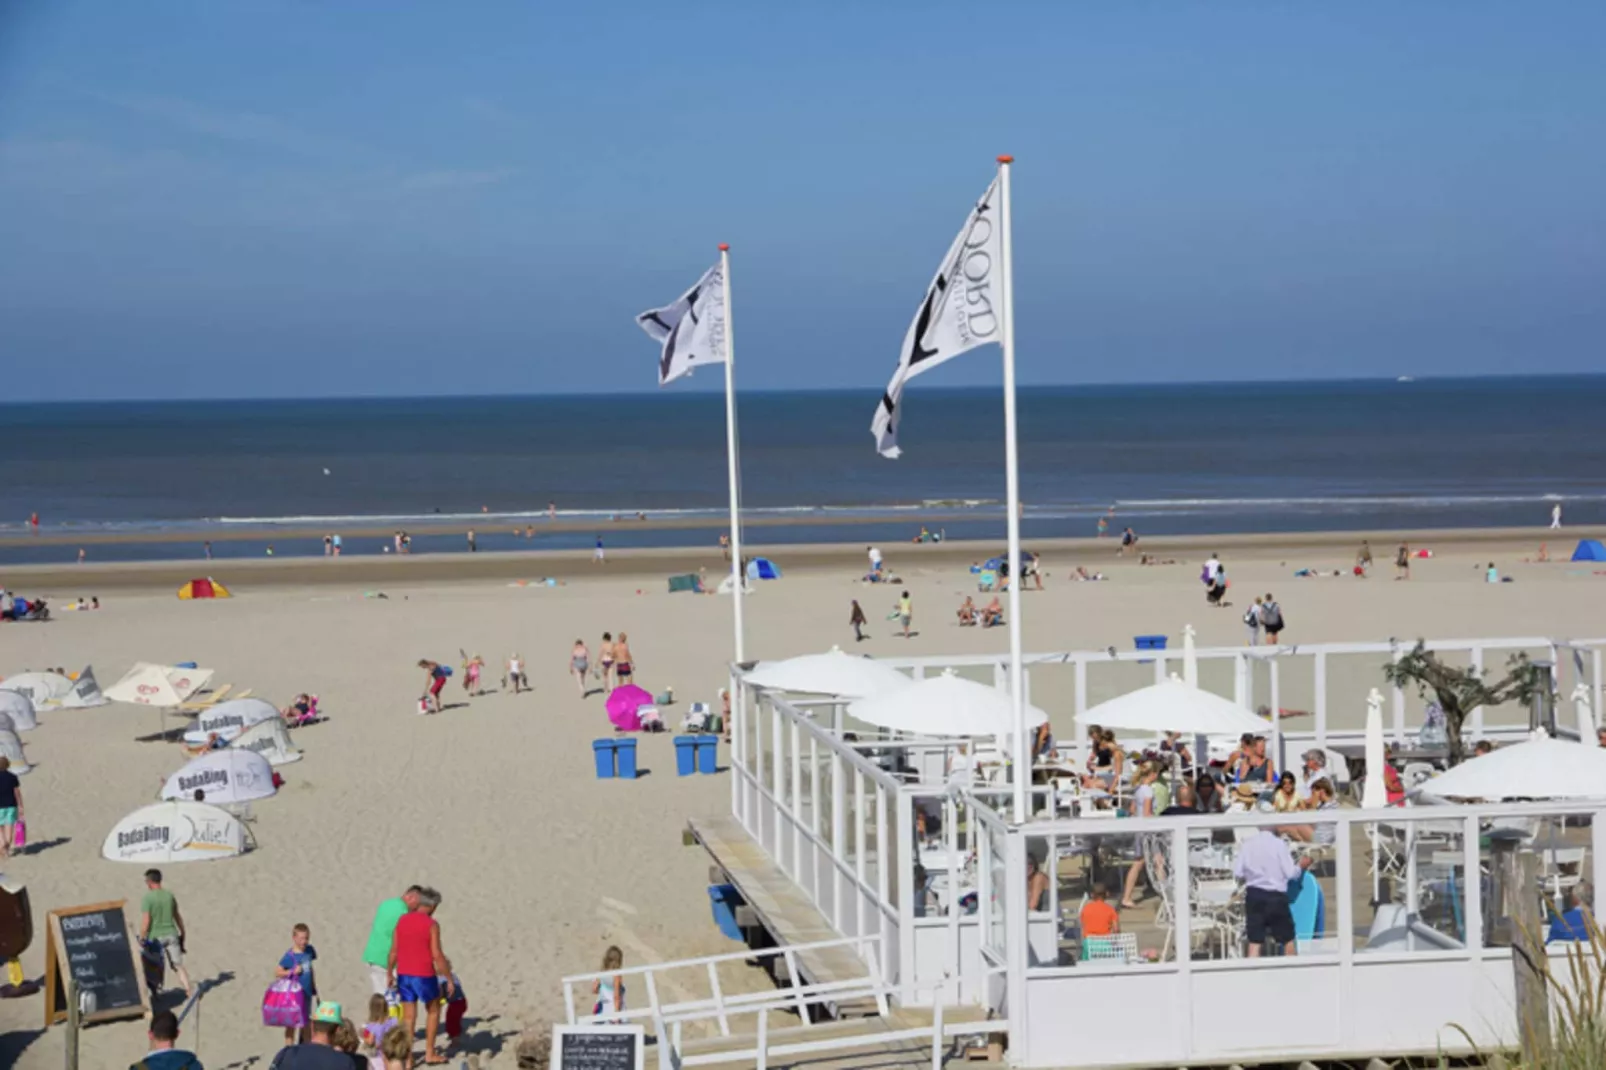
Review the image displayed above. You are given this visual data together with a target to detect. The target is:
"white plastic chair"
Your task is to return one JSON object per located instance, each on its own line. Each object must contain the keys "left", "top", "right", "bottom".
{"left": 1400, "top": 761, "right": 1436, "bottom": 790}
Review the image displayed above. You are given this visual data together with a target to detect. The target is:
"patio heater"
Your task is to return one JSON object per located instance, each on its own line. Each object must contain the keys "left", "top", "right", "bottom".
{"left": 1528, "top": 660, "right": 1556, "bottom": 735}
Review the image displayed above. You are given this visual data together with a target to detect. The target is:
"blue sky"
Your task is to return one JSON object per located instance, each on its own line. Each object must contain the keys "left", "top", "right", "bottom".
{"left": 1, "top": 2, "right": 1602, "bottom": 400}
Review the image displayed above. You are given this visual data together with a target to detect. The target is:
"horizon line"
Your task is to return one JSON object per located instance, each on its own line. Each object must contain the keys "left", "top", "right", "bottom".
{"left": 1, "top": 371, "right": 1599, "bottom": 407}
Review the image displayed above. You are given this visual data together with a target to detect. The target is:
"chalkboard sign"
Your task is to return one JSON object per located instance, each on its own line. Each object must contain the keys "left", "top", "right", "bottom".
{"left": 44, "top": 901, "right": 148, "bottom": 1027}
{"left": 552, "top": 1024, "right": 644, "bottom": 1070}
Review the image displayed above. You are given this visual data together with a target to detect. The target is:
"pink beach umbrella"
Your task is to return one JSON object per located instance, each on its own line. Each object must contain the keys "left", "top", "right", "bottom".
{"left": 606, "top": 684, "right": 653, "bottom": 732}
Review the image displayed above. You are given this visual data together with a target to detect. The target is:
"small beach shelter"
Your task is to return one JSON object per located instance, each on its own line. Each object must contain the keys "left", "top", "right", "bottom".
{"left": 228, "top": 717, "right": 303, "bottom": 766}
{"left": 745, "top": 558, "right": 782, "bottom": 581}
{"left": 1571, "top": 539, "right": 1606, "bottom": 562}
{"left": 606, "top": 685, "right": 654, "bottom": 732}
{"left": 0, "top": 690, "right": 37, "bottom": 732}
{"left": 160, "top": 748, "right": 276, "bottom": 804}
{"left": 102, "top": 800, "right": 245, "bottom": 864}
{"left": 0, "top": 671, "right": 73, "bottom": 710}
{"left": 58, "top": 665, "right": 109, "bottom": 708}
{"left": 0, "top": 729, "right": 31, "bottom": 774}
{"left": 177, "top": 577, "right": 231, "bottom": 599}
{"left": 196, "top": 697, "right": 279, "bottom": 740}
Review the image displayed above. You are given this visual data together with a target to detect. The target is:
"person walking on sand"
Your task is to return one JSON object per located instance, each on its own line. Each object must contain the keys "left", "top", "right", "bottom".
{"left": 850, "top": 600, "right": 868, "bottom": 643}
{"left": 570, "top": 640, "right": 591, "bottom": 696}
{"left": 1356, "top": 540, "right": 1373, "bottom": 575}
{"left": 1551, "top": 502, "right": 1563, "bottom": 529}
{"left": 614, "top": 633, "right": 635, "bottom": 685}
{"left": 274, "top": 922, "right": 319, "bottom": 1046}
{"left": 387, "top": 887, "right": 454, "bottom": 1069}
{"left": 506, "top": 652, "right": 526, "bottom": 694}
{"left": 598, "top": 633, "right": 616, "bottom": 689}
{"left": 466, "top": 529, "right": 477, "bottom": 553}
{"left": 0, "top": 757, "right": 23, "bottom": 863}
{"left": 463, "top": 655, "right": 484, "bottom": 696}
{"left": 138, "top": 1009, "right": 202, "bottom": 1070}
{"left": 418, "top": 660, "right": 448, "bottom": 714}
{"left": 1243, "top": 597, "right": 1263, "bottom": 646}
{"left": 204, "top": 540, "right": 212, "bottom": 560}
{"left": 140, "top": 869, "right": 194, "bottom": 999}
{"left": 897, "top": 590, "right": 913, "bottom": 638}
{"left": 1260, "top": 593, "right": 1285, "bottom": 644}
{"left": 363, "top": 886, "right": 421, "bottom": 995}
{"left": 1396, "top": 542, "right": 1411, "bottom": 581}
{"left": 593, "top": 535, "right": 606, "bottom": 564}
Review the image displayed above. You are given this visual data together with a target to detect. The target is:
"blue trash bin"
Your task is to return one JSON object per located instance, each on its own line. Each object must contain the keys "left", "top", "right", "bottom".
{"left": 615, "top": 738, "right": 639, "bottom": 779}
{"left": 673, "top": 736, "right": 698, "bottom": 777}
{"left": 695, "top": 735, "right": 719, "bottom": 774}
{"left": 708, "top": 884, "right": 744, "bottom": 940}
{"left": 592, "top": 739, "right": 617, "bottom": 779}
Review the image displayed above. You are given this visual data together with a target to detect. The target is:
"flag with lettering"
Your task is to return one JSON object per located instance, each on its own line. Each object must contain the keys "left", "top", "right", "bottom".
{"left": 870, "top": 177, "right": 1003, "bottom": 457}
{"left": 637, "top": 263, "right": 727, "bottom": 386}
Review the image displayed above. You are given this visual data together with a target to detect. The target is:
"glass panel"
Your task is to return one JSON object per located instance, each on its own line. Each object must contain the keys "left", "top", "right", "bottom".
{"left": 1354, "top": 816, "right": 1467, "bottom": 952}
{"left": 1482, "top": 812, "right": 1593, "bottom": 949}
{"left": 1054, "top": 827, "right": 1174, "bottom": 964}
{"left": 863, "top": 783, "right": 881, "bottom": 897}
{"left": 912, "top": 791, "right": 976, "bottom": 918}
{"left": 843, "top": 768, "right": 860, "bottom": 870}
{"left": 986, "top": 822, "right": 1009, "bottom": 957}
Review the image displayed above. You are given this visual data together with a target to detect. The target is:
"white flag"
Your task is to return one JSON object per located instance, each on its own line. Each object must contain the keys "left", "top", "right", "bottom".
{"left": 871, "top": 177, "right": 1003, "bottom": 457}
{"left": 637, "top": 264, "right": 727, "bottom": 386}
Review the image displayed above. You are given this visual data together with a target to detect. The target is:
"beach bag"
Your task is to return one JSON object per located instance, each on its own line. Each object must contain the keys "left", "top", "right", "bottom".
{"left": 1242, "top": 607, "right": 1257, "bottom": 627}
{"left": 437, "top": 665, "right": 453, "bottom": 677}
{"left": 11, "top": 819, "right": 23, "bottom": 850}
{"left": 261, "top": 975, "right": 307, "bottom": 1028}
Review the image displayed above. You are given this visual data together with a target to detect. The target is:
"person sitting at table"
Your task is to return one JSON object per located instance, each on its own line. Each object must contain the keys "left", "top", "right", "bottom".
{"left": 1032, "top": 720, "right": 1055, "bottom": 761}
{"left": 1547, "top": 882, "right": 1593, "bottom": 943}
{"left": 1382, "top": 752, "right": 1406, "bottom": 805}
{"left": 1474, "top": 739, "right": 1495, "bottom": 756}
{"left": 1226, "top": 783, "right": 1259, "bottom": 814}
{"left": 1271, "top": 772, "right": 1302, "bottom": 813}
{"left": 1026, "top": 855, "right": 1051, "bottom": 912}
{"left": 979, "top": 597, "right": 1003, "bottom": 628}
{"left": 1160, "top": 781, "right": 1199, "bottom": 815}
{"left": 1160, "top": 732, "right": 1192, "bottom": 770}
{"left": 956, "top": 596, "right": 977, "bottom": 626}
{"left": 1080, "top": 882, "right": 1120, "bottom": 938}
{"left": 1234, "top": 735, "right": 1276, "bottom": 786}
{"left": 1283, "top": 778, "right": 1338, "bottom": 843}
{"left": 1194, "top": 773, "right": 1224, "bottom": 813}
{"left": 1086, "top": 727, "right": 1123, "bottom": 788}
{"left": 1296, "top": 749, "right": 1330, "bottom": 799}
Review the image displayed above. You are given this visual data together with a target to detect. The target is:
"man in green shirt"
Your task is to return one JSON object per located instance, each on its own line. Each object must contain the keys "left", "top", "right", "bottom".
{"left": 363, "top": 885, "right": 420, "bottom": 994}
{"left": 139, "top": 869, "right": 193, "bottom": 999}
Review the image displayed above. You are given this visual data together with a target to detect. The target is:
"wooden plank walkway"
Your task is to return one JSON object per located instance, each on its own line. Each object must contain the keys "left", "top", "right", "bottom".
{"left": 688, "top": 815, "right": 879, "bottom": 1013}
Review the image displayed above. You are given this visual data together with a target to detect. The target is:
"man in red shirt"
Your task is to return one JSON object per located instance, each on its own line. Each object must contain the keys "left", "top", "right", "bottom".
{"left": 387, "top": 887, "right": 454, "bottom": 1067}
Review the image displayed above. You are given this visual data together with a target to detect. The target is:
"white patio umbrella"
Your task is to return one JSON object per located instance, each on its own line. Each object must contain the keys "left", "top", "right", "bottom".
{"left": 1361, "top": 688, "right": 1388, "bottom": 810}
{"left": 1572, "top": 683, "right": 1597, "bottom": 741}
{"left": 1415, "top": 729, "right": 1606, "bottom": 801}
{"left": 846, "top": 669, "right": 1047, "bottom": 737}
{"left": 744, "top": 647, "right": 912, "bottom": 699}
{"left": 1075, "top": 676, "right": 1270, "bottom": 736}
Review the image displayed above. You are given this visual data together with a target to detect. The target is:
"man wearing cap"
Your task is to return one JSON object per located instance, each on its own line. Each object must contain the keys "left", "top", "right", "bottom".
{"left": 269, "top": 1000, "right": 352, "bottom": 1069}
{"left": 1296, "top": 750, "right": 1329, "bottom": 801}
{"left": 1234, "top": 827, "right": 1313, "bottom": 957}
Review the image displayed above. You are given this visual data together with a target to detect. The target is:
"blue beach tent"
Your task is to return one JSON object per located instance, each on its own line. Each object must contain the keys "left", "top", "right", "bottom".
{"left": 746, "top": 558, "right": 782, "bottom": 581}
{"left": 1572, "top": 540, "right": 1606, "bottom": 562}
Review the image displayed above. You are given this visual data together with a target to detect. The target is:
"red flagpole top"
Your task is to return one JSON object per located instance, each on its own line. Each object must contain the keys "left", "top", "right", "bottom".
{"left": 718, "top": 243, "right": 730, "bottom": 251}
{"left": 997, "top": 154, "right": 1014, "bottom": 164}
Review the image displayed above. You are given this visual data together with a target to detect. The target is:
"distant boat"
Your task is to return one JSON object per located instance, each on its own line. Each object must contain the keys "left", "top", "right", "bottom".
{"left": 1396, "top": 376, "right": 1416, "bottom": 383}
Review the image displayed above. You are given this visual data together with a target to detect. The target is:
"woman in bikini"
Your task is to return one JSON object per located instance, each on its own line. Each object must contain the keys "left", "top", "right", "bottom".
{"left": 570, "top": 640, "right": 590, "bottom": 697}
{"left": 598, "top": 633, "right": 616, "bottom": 689}
{"left": 614, "top": 634, "right": 634, "bottom": 685}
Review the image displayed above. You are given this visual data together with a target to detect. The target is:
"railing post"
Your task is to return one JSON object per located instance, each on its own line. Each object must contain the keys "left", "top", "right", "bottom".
{"left": 930, "top": 982, "right": 946, "bottom": 1070}
{"left": 756, "top": 1007, "right": 769, "bottom": 1070}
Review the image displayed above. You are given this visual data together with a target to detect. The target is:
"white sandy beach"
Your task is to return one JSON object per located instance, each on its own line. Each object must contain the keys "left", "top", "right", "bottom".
{"left": 2, "top": 533, "right": 1603, "bottom": 1067}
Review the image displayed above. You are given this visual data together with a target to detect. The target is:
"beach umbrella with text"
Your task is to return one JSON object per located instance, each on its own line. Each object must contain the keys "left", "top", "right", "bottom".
{"left": 743, "top": 647, "right": 912, "bottom": 699}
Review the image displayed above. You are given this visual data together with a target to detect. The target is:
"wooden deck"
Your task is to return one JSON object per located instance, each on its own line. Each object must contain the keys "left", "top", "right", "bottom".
{"left": 688, "top": 815, "right": 881, "bottom": 1016}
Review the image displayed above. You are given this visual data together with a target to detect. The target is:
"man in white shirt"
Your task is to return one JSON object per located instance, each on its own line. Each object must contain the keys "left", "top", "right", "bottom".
{"left": 1233, "top": 827, "right": 1312, "bottom": 957}
{"left": 867, "top": 545, "right": 883, "bottom": 580}
{"left": 1204, "top": 553, "right": 1222, "bottom": 584}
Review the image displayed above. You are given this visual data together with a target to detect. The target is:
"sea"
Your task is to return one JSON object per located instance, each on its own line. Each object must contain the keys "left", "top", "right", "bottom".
{"left": 2, "top": 376, "right": 1603, "bottom": 565}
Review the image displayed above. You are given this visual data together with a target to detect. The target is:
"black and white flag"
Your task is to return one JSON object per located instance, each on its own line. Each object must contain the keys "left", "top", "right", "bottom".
{"left": 637, "top": 264, "right": 727, "bottom": 386}
{"left": 870, "top": 177, "right": 1003, "bottom": 457}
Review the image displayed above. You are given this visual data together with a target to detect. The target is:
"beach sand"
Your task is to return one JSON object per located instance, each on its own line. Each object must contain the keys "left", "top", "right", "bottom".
{"left": 2, "top": 529, "right": 1602, "bottom": 1067}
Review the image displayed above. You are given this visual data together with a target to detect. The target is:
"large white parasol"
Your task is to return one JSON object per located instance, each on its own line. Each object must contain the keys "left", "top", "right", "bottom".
{"left": 1075, "top": 676, "right": 1270, "bottom": 736}
{"left": 847, "top": 669, "right": 1047, "bottom": 737}
{"left": 744, "top": 647, "right": 912, "bottom": 699}
{"left": 1416, "top": 729, "right": 1606, "bottom": 801}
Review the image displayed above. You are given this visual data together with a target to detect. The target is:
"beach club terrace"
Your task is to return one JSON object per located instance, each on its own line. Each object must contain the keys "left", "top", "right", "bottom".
{"left": 679, "top": 635, "right": 1606, "bottom": 1068}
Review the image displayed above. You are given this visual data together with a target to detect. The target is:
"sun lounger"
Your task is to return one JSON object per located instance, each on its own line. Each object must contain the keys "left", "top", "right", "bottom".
{"left": 177, "top": 684, "right": 233, "bottom": 712}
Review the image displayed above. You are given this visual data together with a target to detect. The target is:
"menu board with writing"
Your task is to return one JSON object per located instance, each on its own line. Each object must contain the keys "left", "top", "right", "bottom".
{"left": 552, "top": 1025, "right": 644, "bottom": 1070}
{"left": 44, "top": 901, "right": 148, "bottom": 1026}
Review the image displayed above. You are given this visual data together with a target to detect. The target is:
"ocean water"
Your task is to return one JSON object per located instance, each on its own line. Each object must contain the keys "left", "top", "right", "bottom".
{"left": 2, "top": 377, "right": 1604, "bottom": 563}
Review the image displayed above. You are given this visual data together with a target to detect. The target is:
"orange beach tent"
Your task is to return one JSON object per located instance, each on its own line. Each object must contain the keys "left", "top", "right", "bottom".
{"left": 178, "top": 577, "right": 231, "bottom": 600}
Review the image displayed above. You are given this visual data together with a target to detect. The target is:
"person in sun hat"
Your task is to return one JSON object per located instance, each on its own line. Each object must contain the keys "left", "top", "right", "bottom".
{"left": 269, "top": 1000, "right": 354, "bottom": 1069}
{"left": 1226, "top": 783, "right": 1260, "bottom": 814}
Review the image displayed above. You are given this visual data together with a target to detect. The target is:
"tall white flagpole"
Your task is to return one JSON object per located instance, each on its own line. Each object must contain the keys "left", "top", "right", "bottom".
{"left": 719, "top": 243, "right": 746, "bottom": 664}
{"left": 998, "top": 155, "right": 1028, "bottom": 824}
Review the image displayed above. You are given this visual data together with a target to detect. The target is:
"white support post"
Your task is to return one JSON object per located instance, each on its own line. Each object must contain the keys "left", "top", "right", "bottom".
{"left": 832, "top": 751, "right": 846, "bottom": 931}
{"left": 1391, "top": 647, "right": 1407, "bottom": 744}
{"left": 790, "top": 719, "right": 803, "bottom": 881}
{"left": 897, "top": 790, "right": 917, "bottom": 1003}
{"left": 772, "top": 700, "right": 784, "bottom": 860}
{"left": 996, "top": 154, "right": 1029, "bottom": 825}
{"left": 1003, "top": 827, "right": 1029, "bottom": 1065}
{"left": 718, "top": 244, "right": 746, "bottom": 666}
{"left": 1464, "top": 813, "right": 1484, "bottom": 956}
{"left": 855, "top": 771, "right": 867, "bottom": 936}
{"left": 809, "top": 735, "right": 821, "bottom": 907}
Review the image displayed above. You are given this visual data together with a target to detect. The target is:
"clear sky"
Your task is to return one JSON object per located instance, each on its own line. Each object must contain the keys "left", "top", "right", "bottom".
{"left": 1, "top": 2, "right": 1601, "bottom": 400}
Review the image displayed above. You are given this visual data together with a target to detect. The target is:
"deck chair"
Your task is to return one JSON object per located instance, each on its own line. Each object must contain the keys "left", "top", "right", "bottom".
{"left": 1289, "top": 870, "right": 1326, "bottom": 952}
{"left": 1191, "top": 878, "right": 1242, "bottom": 959}
{"left": 177, "top": 684, "right": 233, "bottom": 712}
